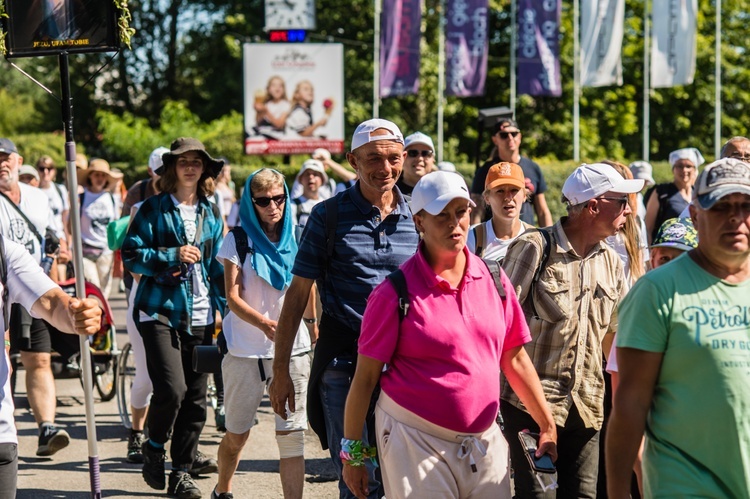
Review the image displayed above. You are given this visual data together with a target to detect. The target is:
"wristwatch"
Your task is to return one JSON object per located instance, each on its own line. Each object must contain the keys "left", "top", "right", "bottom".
{"left": 303, "top": 317, "right": 317, "bottom": 324}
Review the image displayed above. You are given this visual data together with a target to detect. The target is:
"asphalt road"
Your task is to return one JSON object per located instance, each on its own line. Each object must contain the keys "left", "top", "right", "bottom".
{"left": 13, "top": 282, "right": 339, "bottom": 498}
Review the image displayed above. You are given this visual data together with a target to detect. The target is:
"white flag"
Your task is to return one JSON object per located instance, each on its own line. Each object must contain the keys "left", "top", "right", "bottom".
{"left": 580, "top": 0, "right": 624, "bottom": 87}
{"left": 651, "top": 0, "right": 697, "bottom": 88}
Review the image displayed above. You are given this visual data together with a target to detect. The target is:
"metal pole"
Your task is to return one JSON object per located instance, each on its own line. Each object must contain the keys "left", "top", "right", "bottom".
{"left": 573, "top": 0, "right": 580, "bottom": 161}
{"left": 643, "top": 0, "right": 650, "bottom": 161}
{"left": 437, "top": 0, "right": 445, "bottom": 162}
{"left": 510, "top": 0, "right": 517, "bottom": 118}
{"left": 59, "top": 52, "right": 102, "bottom": 499}
{"left": 715, "top": 0, "right": 721, "bottom": 159}
{"left": 373, "top": 0, "right": 382, "bottom": 118}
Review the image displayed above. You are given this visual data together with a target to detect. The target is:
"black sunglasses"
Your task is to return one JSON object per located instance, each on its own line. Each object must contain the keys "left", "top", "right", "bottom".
{"left": 406, "top": 149, "right": 434, "bottom": 158}
{"left": 37, "top": 166, "right": 55, "bottom": 172}
{"left": 497, "top": 131, "right": 520, "bottom": 139}
{"left": 252, "top": 194, "right": 286, "bottom": 208}
{"left": 597, "top": 196, "right": 629, "bottom": 210}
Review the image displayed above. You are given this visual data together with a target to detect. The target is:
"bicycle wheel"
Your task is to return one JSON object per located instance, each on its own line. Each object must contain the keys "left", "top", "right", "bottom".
{"left": 95, "top": 355, "right": 118, "bottom": 402}
{"left": 117, "top": 342, "right": 135, "bottom": 429}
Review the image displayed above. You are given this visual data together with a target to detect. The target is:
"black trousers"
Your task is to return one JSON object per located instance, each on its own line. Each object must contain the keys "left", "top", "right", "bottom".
{"left": 0, "top": 443, "right": 17, "bottom": 499}
{"left": 140, "top": 321, "right": 212, "bottom": 468}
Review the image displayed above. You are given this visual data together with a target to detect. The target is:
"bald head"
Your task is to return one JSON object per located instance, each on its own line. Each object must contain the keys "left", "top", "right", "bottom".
{"left": 720, "top": 136, "right": 750, "bottom": 160}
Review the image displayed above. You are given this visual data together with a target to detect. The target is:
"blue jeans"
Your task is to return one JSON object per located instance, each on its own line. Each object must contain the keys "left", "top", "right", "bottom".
{"left": 319, "top": 356, "right": 381, "bottom": 499}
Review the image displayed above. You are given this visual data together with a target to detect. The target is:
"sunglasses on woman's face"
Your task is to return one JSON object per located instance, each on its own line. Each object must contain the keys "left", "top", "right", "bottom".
{"left": 252, "top": 194, "right": 286, "bottom": 208}
{"left": 406, "top": 149, "right": 434, "bottom": 158}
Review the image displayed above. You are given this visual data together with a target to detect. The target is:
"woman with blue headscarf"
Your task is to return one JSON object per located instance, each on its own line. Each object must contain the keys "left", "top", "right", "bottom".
{"left": 213, "top": 168, "right": 314, "bottom": 499}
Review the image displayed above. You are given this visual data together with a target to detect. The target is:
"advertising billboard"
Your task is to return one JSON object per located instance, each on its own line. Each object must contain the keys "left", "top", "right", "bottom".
{"left": 3, "top": 0, "right": 119, "bottom": 58}
{"left": 243, "top": 43, "right": 345, "bottom": 155}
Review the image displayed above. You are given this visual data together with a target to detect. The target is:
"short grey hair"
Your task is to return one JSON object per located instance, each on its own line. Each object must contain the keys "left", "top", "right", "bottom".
{"left": 720, "top": 136, "right": 750, "bottom": 158}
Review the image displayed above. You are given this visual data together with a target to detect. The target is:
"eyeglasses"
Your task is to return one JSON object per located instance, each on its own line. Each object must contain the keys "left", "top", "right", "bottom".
{"left": 597, "top": 196, "right": 629, "bottom": 210}
{"left": 252, "top": 194, "right": 286, "bottom": 208}
{"left": 728, "top": 152, "right": 750, "bottom": 161}
{"left": 497, "top": 131, "right": 520, "bottom": 140}
{"left": 406, "top": 149, "right": 434, "bottom": 158}
{"left": 37, "top": 166, "right": 55, "bottom": 172}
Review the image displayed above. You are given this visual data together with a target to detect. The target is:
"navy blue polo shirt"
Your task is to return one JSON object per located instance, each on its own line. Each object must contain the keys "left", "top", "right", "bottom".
{"left": 293, "top": 182, "right": 419, "bottom": 333}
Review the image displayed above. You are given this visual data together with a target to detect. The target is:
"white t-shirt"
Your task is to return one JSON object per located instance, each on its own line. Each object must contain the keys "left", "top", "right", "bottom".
{"left": 0, "top": 183, "right": 54, "bottom": 264}
{"left": 175, "top": 197, "right": 211, "bottom": 326}
{"left": 465, "top": 220, "right": 529, "bottom": 262}
{"left": 80, "top": 190, "right": 116, "bottom": 253}
{"left": 216, "top": 230, "right": 310, "bottom": 358}
{"left": 40, "top": 183, "right": 69, "bottom": 239}
{"left": 0, "top": 236, "right": 58, "bottom": 443}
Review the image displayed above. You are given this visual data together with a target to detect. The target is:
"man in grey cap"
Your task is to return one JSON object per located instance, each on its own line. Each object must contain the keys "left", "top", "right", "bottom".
{"left": 607, "top": 157, "right": 750, "bottom": 498}
{"left": 269, "top": 119, "right": 419, "bottom": 498}
{"left": 396, "top": 131, "right": 435, "bottom": 197}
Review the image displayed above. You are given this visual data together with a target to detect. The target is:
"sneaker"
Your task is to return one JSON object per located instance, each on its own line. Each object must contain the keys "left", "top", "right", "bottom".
{"left": 168, "top": 470, "right": 202, "bottom": 499}
{"left": 190, "top": 450, "right": 218, "bottom": 476}
{"left": 211, "top": 487, "right": 234, "bottom": 499}
{"left": 141, "top": 441, "right": 167, "bottom": 490}
{"left": 215, "top": 405, "right": 226, "bottom": 432}
{"left": 127, "top": 432, "right": 147, "bottom": 463}
{"left": 36, "top": 425, "right": 70, "bottom": 456}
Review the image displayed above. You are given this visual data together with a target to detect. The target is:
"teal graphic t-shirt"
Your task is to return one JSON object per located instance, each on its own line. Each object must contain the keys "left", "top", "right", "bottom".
{"left": 617, "top": 253, "right": 750, "bottom": 497}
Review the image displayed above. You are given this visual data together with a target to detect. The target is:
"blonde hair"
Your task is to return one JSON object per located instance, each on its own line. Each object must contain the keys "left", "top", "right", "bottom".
{"left": 602, "top": 160, "right": 644, "bottom": 283}
{"left": 250, "top": 168, "right": 285, "bottom": 195}
{"left": 265, "top": 75, "right": 287, "bottom": 103}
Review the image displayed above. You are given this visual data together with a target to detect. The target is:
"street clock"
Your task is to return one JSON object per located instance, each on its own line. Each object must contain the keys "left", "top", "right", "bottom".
{"left": 264, "top": 0, "right": 316, "bottom": 31}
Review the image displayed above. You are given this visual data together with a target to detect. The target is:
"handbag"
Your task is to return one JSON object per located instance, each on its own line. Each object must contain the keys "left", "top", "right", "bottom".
{"left": 107, "top": 215, "right": 130, "bottom": 251}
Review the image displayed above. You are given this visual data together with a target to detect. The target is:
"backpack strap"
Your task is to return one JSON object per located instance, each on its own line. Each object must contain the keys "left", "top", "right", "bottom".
{"left": 386, "top": 269, "right": 410, "bottom": 322}
{"left": 53, "top": 183, "right": 64, "bottom": 205}
{"left": 481, "top": 258, "right": 507, "bottom": 301}
{"left": 323, "top": 196, "right": 338, "bottom": 259}
{"left": 528, "top": 227, "right": 552, "bottom": 318}
{"left": 139, "top": 179, "right": 148, "bottom": 200}
{"left": 473, "top": 224, "right": 486, "bottom": 257}
{"left": 0, "top": 236, "right": 7, "bottom": 331}
{"left": 230, "top": 226, "right": 253, "bottom": 266}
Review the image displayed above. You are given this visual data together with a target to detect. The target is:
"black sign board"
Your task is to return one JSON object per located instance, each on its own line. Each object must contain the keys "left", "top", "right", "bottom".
{"left": 3, "top": 0, "right": 119, "bottom": 57}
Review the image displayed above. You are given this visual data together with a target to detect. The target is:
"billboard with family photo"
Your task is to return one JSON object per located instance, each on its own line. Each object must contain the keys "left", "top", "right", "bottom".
{"left": 3, "top": 0, "right": 119, "bottom": 57}
{"left": 243, "top": 43, "right": 345, "bottom": 155}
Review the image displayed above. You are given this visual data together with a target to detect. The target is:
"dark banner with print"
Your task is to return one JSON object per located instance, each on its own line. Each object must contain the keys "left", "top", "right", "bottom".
{"left": 445, "top": 0, "right": 489, "bottom": 97}
{"left": 517, "top": 0, "right": 562, "bottom": 96}
{"left": 379, "top": 0, "right": 421, "bottom": 98}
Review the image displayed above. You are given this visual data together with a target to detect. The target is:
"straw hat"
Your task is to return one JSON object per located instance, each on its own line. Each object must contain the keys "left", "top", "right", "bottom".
{"left": 77, "top": 158, "right": 123, "bottom": 187}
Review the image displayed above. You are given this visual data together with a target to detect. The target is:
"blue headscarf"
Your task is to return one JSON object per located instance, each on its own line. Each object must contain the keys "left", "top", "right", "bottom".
{"left": 238, "top": 169, "right": 297, "bottom": 290}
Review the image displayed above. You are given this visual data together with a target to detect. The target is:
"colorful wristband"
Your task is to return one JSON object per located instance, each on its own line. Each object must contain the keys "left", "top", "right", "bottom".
{"left": 339, "top": 438, "right": 378, "bottom": 468}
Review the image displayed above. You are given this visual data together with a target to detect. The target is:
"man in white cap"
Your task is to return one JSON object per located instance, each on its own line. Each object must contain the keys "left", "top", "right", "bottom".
{"left": 607, "top": 157, "right": 750, "bottom": 498}
{"left": 270, "top": 119, "right": 420, "bottom": 499}
{"left": 500, "top": 163, "right": 643, "bottom": 497}
{"left": 396, "top": 131, "right": 435, "bottom": 197}
{"left": 292, "top": 159, "right": 328, "bottom": 227}
{"left": 121, "top": 146, "right": 170, "bottom": 217}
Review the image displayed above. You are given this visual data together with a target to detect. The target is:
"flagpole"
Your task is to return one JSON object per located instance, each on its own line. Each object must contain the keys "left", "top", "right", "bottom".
{"left": 643, "top": 0, "right": 650, "bottom": 161}
{"left": 714, "top": 0, "right": 721, "bottom": 159}
{"left": 573, "top": 0, "right": 580, "bottom": 161}
{"left": 437, "top": 0, "right": 445, "bottom": 163}
{"left": 510, "top": 0, "right": 517, "bottom": 118}
{"left": 373, "top": 0, "right": 381, "bottom": 118}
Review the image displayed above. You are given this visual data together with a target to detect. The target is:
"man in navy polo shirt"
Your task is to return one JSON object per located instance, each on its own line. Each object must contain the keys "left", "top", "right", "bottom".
{"left": 270, "top": 119, "right": 419, "bottom": 498}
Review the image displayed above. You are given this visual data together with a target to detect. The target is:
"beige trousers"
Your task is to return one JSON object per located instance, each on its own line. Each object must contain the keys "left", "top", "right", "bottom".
{"left": 375, "top": 392, "right": 511, "bottom": 499}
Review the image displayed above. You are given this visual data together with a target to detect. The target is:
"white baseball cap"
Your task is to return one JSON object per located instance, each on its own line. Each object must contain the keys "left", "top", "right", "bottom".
{"left": 410, "top": 171, "right": 475, "bottom": 215}
{"left": 404, "top": 132, "right": 435, "bottom": 151}
{"left": 350, "top": 119, "right": 404, "bottom": 152}
{"left": 562, "top": 163, "right": 644, "bottom": 205}
{"left": 436, "top": 161, "right": 457, "bottom": 172}
{"left": 295, "top": 159, "right": 329, "bottom": 184}
{"left": 19, "top": 164, "right": 39, "bottom": 181}
{"left": 629, "top": 161, "right": 655, "bottom": 187}
{"left": 693, "top": 158, "right": 750, "bottom": 210}
{"left": 148, "top": 146, "right": 170, "bottom": 173}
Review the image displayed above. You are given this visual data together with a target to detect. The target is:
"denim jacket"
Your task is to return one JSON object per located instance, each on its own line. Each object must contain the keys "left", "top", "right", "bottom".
{"left": 122, "top": 192, "right": 226, "bottom": 333}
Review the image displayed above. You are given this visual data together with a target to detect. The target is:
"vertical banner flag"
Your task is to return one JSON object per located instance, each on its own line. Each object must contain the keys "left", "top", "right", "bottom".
{"left": 380, "top": 0, "right": 421, "bottom": 98}
{"left": 517, "top": 0, "right": 562, "bottom": 96}
{"left": 445, "top": 0, "right": 489, "bottom": 97}
{"left": 580, "top": 0, "right": 624, "bottom": 87}
{"left": 650, "top": 0, "right": 697, "bottom": 88}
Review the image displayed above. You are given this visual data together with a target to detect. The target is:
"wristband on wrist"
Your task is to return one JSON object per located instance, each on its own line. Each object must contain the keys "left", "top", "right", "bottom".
{"left": 339, "top": 438, "right": 378, "bottom": 468}
{"left": 303, "top": 317, "right": 316, "bottom": 324}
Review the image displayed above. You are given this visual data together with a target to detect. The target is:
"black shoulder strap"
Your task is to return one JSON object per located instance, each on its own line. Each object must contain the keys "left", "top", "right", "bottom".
{"left": 230, "top": 226, "right": 252, "bottom": 266}
{"left": 473, "top": 224, "right": 486, "bottom": 257}
{"left": 139, "top": 179, "right": 148, "bottom": 200}
{"left": 528, "top": 228, "right": 552, "bottom": 318}
{"left": 386, "top": 269, "right": 410, "bottom": 322}
{"left": 0, "top": 191, "right": 44, "bottom": 244}
{"left": 323, "top": 196, "right": 338, "bottom": 259}
{"left": 481, "top": 258, "right": 507, "bottom": 300}
{"left": 0, "top": 236, "right": 7, "bottom": 331}
{"left": 53, "top": 182, "right": 64, "bottom": 202}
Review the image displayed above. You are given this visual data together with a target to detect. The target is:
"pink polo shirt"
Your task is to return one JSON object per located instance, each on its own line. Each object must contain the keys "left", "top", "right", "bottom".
{"left": 359, "top": 244, "right": 531, "bottom": 433}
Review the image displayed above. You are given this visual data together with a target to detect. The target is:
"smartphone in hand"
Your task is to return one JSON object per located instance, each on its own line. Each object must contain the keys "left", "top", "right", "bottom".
{"left": 518, "top": 430, "right": 556, "bottom": 474}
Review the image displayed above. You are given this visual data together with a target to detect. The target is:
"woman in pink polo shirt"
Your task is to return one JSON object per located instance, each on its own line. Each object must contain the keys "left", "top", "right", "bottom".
{"left": 342, "top": 171, "right": 557, "bottom": 498}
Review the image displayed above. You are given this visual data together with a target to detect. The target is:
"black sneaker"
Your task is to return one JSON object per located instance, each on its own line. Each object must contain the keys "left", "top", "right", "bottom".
{"left": 189, "top": 450, "right": 218, "bottom": 476}
{"left": 127, "top": 432, "right": 147, "bottom": 463}
{"left": 36, "top": 425, "right": 70, "bottom": 456}
{"left": 141, "top": 441, "right": 167, "bottom": 490}
{"left": 168, "top": 470, "right": 202, "bottom": 499}
{"left": 211, "top": 487, "right": 233, "bottom": 499}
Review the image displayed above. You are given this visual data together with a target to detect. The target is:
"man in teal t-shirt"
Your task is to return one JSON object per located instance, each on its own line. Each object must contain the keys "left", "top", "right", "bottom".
{"left": 606, "top": 157, "right": 750, "bottom": 498}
